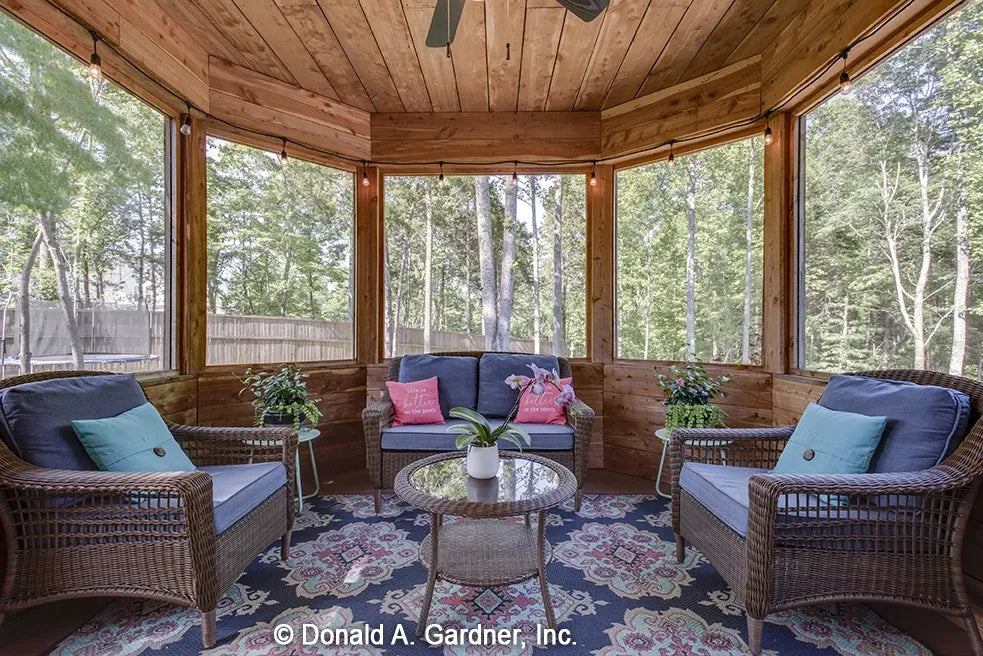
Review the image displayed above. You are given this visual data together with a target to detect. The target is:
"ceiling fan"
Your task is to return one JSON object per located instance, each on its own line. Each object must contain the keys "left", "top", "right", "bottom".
{"left": 425, "top": 0, "right": 609, "bottom": 50}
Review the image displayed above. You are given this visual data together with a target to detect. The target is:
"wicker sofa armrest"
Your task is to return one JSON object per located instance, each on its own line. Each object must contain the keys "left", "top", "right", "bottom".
{"left": 565, "top": 398, "right": 595, "bottom": 486}
{"left": 745, "top": 466, "right": 977, "bottom": 563}
{"left": 363, "top": 395, "right": 394, "bottom": 488}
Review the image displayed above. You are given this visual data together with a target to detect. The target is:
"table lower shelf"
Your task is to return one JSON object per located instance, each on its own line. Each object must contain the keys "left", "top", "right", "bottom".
{"left": 419, "top": 518, "right": 552, "bottom": 587}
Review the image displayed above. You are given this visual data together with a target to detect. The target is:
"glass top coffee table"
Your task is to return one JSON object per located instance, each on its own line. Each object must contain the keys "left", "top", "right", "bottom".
{"left": 394, "top": 452, "right": 576, "bottom": 637}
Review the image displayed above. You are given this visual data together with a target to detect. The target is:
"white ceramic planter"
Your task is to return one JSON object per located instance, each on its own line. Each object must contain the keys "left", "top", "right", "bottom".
{"left": 466, "top": 445, "right": 500, "bottom": 479}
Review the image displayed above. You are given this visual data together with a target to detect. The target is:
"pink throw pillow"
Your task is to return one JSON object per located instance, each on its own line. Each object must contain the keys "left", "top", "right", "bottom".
{"left": 387, "top": 377, "right": 445, "bottom": 427}
{"left": 515, "top": 378, "right": 573, "bottom": 425}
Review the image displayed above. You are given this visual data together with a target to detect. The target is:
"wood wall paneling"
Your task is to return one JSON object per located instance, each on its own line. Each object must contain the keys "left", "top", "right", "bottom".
{"left": 141, "top": 375, "right": 198, "bottom": 424}
{"left": 356, "top": 166, "right": 382, "bottom": 365}
{"left": 588, "top": 164, "right": 614, "bottom": 363}
{"left": 370, "top": 111, "right": 601, "bottom": 163}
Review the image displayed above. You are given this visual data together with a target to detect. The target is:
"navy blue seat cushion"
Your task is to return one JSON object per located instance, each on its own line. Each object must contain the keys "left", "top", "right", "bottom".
{"left": 200, "top": 462, "right": 287, "bottom": 533}
{"left": 399, "top": 354, "right": 479, "bottom": 418}
{"left": 381, "top": 420, "right": 573, "bottom": 452}
{"left": 680, "top": 462, "right": 767, "bottom": 536}
{"left": 819, "top": 374, "right": 971, "bottom": 473}
{"left": 476, "top": 353, "right": 560, "bottom": 418}
{"left": 0, "top": 374, "right": 148, "bottom": 471}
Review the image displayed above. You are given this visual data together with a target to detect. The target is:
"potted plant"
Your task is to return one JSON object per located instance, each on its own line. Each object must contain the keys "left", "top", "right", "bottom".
{"left": 238, "top": 364, "right": 322, "bottom": 431}
{"left": 655, "top": 364, "right": 730, "bottom": 432}
{"left": 449, "top": 363, "right": 577, "bottom": 479}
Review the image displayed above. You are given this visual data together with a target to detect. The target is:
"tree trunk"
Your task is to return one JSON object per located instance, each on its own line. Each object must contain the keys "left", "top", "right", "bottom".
{"left": 423, "top": 188, "right": 434, "bottom": 353}
{"left": 950, "top": 176, "right": 969, "bottom": 375}
{"left": 17, "top": 231, "right": 43, "bottom": 374}
{"left": 280, "top": 242, "right": 292, "bottom": 317}
{"left": 529, "top": 176, "right": 541, "bottom": 353}
{"left": 552, "top": 179, "right": 564, "bottom": 356}
{"left": 742, "top": 140, "right": 755, "bottom": 364}
{"left": 476, "top": 176, "right": 498, "bottom": 349}
{"left": 685, "top": 166, "right": 698, "bottom": 361}
{"left": 644, "top": 232, "right": 654, "bottom": 360}
{"left": 391, "top": 241, "right": 410, "bottom": 357}
{"left": 912, "top": 146, "right": 936, "bottom": 370}
{"left": 38, "top": 211, "right": 84, "bottom": 368}
{"left": 496, "top": 177, "right": 518, "bottom": 350}
{"left": 383, "top": 239, "right": 391, "bottom": 351}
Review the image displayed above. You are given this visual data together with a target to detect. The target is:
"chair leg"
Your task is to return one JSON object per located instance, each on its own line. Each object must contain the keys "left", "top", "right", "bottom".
{"left": 374, "top": 489, "right": 382, "bottom": 513}
{"left": 201, "top": 609, "right": 216, "bottom": 649}
{"left": 574, "top": 490, "right": 582, "bottom": 512}
{"left": 965, "top": 612, "right": 983, "bottom": 656}
{"left": 280, "top": 529, "right": 292, "bottom": 561}
{"left": 746, "top": 615, "right": 763, "bottom": 655}
{"left": 675, "top": 535, "right": 685, "bottom": 564}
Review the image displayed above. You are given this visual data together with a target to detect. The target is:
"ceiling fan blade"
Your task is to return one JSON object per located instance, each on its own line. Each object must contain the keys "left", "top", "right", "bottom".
{"left": 426, "top": 0, "right": 467, "bottom": 48}
{"left": 555, "top": 0, "right": 609, "bottom": 22}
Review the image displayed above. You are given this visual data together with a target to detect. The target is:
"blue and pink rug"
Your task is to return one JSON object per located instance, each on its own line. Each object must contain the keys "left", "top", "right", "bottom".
{"left": 49, "top": 494, "right": 931, "bottom": 655}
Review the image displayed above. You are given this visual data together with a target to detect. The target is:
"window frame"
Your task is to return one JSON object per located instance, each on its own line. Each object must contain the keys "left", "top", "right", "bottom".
{"left": 201, "top": 127, "right": 359, "bottom": 371}
{"left": 377, "top": 168, "right": 593, "bottom": 363}
{"left": 610, "top": 130, "right": 768, "bottom": 367}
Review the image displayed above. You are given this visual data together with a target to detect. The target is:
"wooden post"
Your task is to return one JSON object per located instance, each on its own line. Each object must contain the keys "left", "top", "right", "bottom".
{"left": 355, "top": 165, "right": 382, "bottom": 365}
{"left": 179, "top": 113, "right": 207, "bottom": 376}
{"left": 761, "top": 112, "right": 793, "bottom": 374}
{"left": 588, "top": 165, "right": 614, "bottom": 363}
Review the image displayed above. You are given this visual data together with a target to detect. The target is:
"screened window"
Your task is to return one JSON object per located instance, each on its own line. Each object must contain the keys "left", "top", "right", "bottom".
{"left": 384, "top": 175, "right": 587, "bottom": 358}
{"left": 616, "top": 137, "right": 764, "bottom": 363}
{"left": 0, "top": 13, "right": 172, "bottom": 376}
{"left": 205, "top": 138, "right": 354, "bottom": 365}
{"left": 800, "top": 2, "right": 983, "bottom": 376}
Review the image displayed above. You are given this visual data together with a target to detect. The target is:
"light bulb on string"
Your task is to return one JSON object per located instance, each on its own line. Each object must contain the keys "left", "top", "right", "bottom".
{"left": 180, "top": 103, "right": 192, "bottom": 136}
{"left": 667, "top": 142, "right": 675, "bottom": 168}
{"left": 589, "top": 162, "right": 597, "bottom": 187}
{"left": 438, "top": 162, "right": 445, "bottom": 184}
{"left": 362, "top": 163, "right": 370, "bottom": 186}
{"left": 839, "top": 48, "right": 852, "bottom": 94}
{"left": 512, "top": 162, "right": 518, "bottom": 183}
{"left": 88, "top": 32, "right": 102, "bottom": 81}
{"left": 279, "top": 139, "right": 288, "bottom": 166}
{"left": 764, "top": 126, "right": 773, "bottom": 145}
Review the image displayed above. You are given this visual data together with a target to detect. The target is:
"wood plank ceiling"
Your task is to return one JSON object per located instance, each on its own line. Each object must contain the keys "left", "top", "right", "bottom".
{"left": 154, "top": 0, "right": 810, "bottom": 113}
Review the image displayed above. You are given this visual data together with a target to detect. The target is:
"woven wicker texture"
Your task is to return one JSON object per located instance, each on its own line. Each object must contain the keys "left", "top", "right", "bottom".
{"left": 669, "top": 369, "right": 983, "bottom": 656}
{"left": 0, "top": 371, "right": 298, "bottom": 649}
{"left": 363, "top": 351, "right": 593, "bottom": 513}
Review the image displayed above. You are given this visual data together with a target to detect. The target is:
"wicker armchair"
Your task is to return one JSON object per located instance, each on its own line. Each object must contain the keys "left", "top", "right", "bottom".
{"left": 670, "top": 370, "right": 983, "bottom": 655}
{"left": 363, "top": 351, "right": 594, "bottom": 513}
{"left": 0, "top": 371, "right": 297, "bottom": 649}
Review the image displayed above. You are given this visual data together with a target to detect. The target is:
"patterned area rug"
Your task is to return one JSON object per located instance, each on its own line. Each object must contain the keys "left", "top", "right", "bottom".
{"left": 48, "top": 494, "right": 932, "bottom": 655}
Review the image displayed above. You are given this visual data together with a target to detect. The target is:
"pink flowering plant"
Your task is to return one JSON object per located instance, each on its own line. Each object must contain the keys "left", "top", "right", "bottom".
{"left": 655, "top": 364, "right": 730, "bottom": 431}
{"left": 449, "top": 363, "right": 577, "bottom": 450}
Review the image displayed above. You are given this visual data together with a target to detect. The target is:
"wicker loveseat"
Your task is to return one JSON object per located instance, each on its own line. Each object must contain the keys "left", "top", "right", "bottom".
{"left": 0, "top": 371, "right": 298, "bottom": 649}
{"left": 670, "top": 370, "right": 983, "bottom": 655}
{"left": 363, "top": 351, "right": 594, "bottom": 513}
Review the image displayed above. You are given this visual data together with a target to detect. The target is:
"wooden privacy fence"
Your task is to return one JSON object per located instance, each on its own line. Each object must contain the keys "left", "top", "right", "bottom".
{"left": 2, "top": 306, "right": 540, "bottom": 372}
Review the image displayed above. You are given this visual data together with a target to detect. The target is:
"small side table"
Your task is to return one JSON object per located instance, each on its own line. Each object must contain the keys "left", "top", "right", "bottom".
{"left": 654, "top": 428, "right": 731, "bottom": 499}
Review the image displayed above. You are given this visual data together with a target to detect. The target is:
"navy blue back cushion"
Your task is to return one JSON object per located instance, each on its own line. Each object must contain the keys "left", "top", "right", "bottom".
{"left": 0, "top": 375, "right": 148, "bottom": 470}
{"left": 398, "top": 354, "right": 479, "bottom": 418}
{"left": 477, "top": 353, "right": 560, "bottom": 418}
{"left": 819, "top": 374, "right": 971, "bottom": 473}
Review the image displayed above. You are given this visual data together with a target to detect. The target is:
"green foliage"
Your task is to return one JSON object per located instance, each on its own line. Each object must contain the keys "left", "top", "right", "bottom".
{"left": 664, "top": 403, "right": 723, "bottom": 431}
{"left": 615, "top": 138, "right": 764, "bottom": 363}
{"left": 448, "top": 406, "right": 532, "bottom": 450}
{"left": 655, "top": 363, "right": 729, "bottom": 405}
{"left": 238, "top": 364, "right": 322, "bottom": 430}
{"left": 802, "top": 1, "right": 983, "bottom": 377}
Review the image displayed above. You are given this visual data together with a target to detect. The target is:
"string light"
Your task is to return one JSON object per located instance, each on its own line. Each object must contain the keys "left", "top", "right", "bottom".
{"left": 279, "top": 138, "right": 288, "bottom": 166}
{"left": 179, "top": 102, "right": 192, "bottom": 136}
{"left": 589, "top": 161, "right": 597, "bottom": 187}
{"left": 438, "top": 162, "right": 445, "bottom": 184}
{"left": 667, "top": 142, "right": 675, "bottom": 167}
{"left": 512, "top": 161, "right": 518, "bottom": 182}
{"left": 839, "top": 48, "right": 853, "bottom": 94}
{"left": 763, "top": 113, "right": 773, "bottom": 146}
{"left": 88, "top": 31, "right": 102, "bottom": 81}
{"left": 361, "top": 162, "right": 370, "bottom": 186}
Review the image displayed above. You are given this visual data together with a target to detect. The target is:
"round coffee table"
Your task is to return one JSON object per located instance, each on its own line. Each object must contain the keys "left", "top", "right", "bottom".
{"left": 394, "top": 452, "right": 576, "bottom": 637}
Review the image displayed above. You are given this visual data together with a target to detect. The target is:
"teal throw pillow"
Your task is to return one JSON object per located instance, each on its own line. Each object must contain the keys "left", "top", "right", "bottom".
{"left": 773, "top": 402, "right": 887, "bottom": 503}
{"left": 72, "top": 402, "right": 195, "bottom": 472}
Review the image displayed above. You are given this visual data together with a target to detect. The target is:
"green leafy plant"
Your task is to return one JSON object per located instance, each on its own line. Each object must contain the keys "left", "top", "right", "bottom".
{"left": 448, "top": 362, "right": 577, "bottom": 450}
{"left": 655, "top": 364, "right": 730, "bottom": 431}
{"left": 238, "top": 364, "right": 322, "bottom": 431}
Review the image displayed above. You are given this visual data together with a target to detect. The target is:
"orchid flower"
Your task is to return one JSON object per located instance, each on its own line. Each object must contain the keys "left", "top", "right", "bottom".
{"left": 553, "top": 384, "right": 576, "bottom": 408}
{"left": 504, "top": 374, "right": 530, "bottom": 390}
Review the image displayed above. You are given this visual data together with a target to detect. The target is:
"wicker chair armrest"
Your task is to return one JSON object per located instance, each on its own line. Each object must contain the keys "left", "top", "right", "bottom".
{"left": 669, "top": 426, "right": 794, "bottom": 471}
{"left": 168, "top": 423, "right": 298, "bottom": 467}
{"left": 363, "top": 396, "right": 394, "bottom": 488}
{"left": 748, "top": 466, "right": 974, "bottom": 501}
{"left": 565, "top": 399, "right": 595, "bottom": 486}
